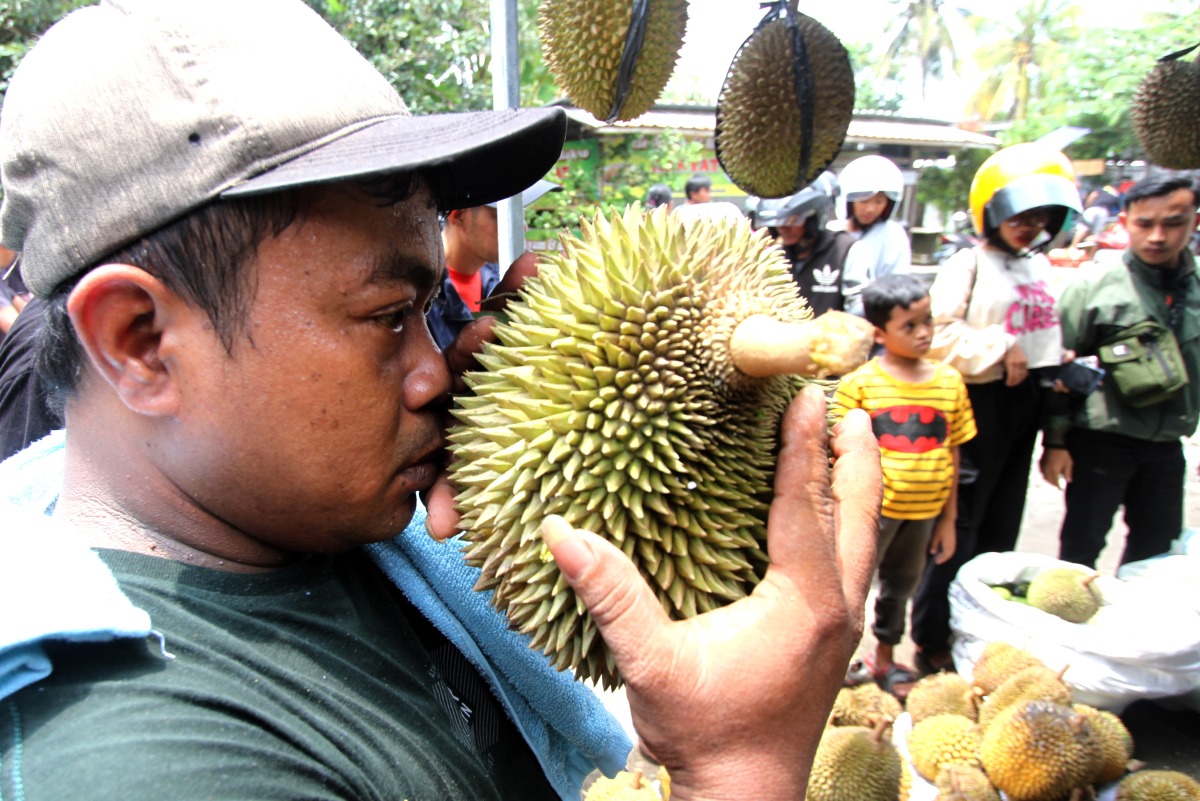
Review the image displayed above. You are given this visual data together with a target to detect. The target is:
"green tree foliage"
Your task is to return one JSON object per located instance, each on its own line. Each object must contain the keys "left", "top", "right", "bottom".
{"left": 967, "top": 0, "right": 1080, "bottom": 123}
{"left": 848, "top": 41, "right": 905, "bottom": 113}
{"left": 876, "top": 0, "right": 963, "bottom": 107}
{"left": 1033, "top": 9, "right": 1200, "bottom": 160}
{"left": 915, "top": 146, "right": 989, "bottom": 220}
{"left": 309, "top": 0, "right": 556, "bottom": 113}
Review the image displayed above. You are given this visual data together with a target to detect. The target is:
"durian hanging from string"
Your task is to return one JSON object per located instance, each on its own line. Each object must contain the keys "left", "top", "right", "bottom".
{"left": 1132, "top": 42, "right": 1200, "bottom": 170}
{"left": 538, "top": 0, "right": 688, "bottom": 123}
{"left": 715, "top": 0, "right": 854, "bottom": 198}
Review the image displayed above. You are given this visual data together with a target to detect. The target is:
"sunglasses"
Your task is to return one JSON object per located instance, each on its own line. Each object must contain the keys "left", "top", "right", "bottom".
{"left": 1003, "top": 209, "right": 1051, "bottom": 228}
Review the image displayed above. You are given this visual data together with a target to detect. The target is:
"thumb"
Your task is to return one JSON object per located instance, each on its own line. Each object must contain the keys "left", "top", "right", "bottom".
{"left": 540, "top": 515, "right": 669, "bottom": 667}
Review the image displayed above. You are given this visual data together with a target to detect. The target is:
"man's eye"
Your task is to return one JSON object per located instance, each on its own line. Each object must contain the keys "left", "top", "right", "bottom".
{"left": 377, "top": 307, "right": 414, "bottom": 334}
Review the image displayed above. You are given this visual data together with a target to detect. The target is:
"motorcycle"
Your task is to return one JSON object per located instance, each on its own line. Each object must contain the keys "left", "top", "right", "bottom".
{"left": 933, "top": 211, "right": 980, "bottom": 264}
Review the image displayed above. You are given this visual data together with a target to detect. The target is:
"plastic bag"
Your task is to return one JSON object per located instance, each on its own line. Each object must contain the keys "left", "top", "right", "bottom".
{"left": 949, "top": 551, "right": 1200, "bottom": 712}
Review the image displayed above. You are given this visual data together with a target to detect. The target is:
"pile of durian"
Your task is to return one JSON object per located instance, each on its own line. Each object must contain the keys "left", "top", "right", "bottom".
{"left": 813, "top": 642, "right": 1200, "bottom": 801}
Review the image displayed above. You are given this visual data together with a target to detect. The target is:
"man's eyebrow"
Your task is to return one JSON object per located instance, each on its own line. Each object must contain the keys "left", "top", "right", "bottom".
{"left": 1132, "top": 212, "right": 1190, "bottom": 223}
{"left": 366, "top": 248, "right": 444, "bottom": 293}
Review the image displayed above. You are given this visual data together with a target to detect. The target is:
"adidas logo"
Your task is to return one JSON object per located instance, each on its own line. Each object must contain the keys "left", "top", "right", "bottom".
{"left": 814, "top": 265, "right": 840, "bottom": 286}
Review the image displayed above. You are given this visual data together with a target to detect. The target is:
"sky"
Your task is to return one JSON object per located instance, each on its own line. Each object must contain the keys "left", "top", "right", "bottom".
{"left": 665, "top": 0, "right": 1192, "bottom": 120}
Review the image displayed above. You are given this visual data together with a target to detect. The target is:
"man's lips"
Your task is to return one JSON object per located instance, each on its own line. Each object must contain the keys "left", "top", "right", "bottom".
{"left": 401, "top": 459, "right": 439, "bottom": 492}
{"left": 402, "top": 440, "right": 447, "bottom": 491}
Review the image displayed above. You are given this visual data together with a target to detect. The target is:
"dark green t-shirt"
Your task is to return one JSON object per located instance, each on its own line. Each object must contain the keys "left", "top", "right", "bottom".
{"left": 0, "top": 547, "right": 558, "bottom": 801}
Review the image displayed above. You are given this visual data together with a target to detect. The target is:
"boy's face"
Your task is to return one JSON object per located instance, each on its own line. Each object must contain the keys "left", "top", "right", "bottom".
{"left": 851, "top": 192, "right": 890, "bottom": 226}
{"left": 874, "top": 296, "right": 933, "bottom": 360}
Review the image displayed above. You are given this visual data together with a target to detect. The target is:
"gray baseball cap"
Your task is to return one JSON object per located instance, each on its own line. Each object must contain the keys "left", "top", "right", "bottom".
{"left": 0, "top": 0, "right": 566, "bottom": 297}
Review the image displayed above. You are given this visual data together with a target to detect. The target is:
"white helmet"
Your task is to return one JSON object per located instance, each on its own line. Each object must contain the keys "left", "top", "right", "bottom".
{"left": 836, "top": 155, "right": 904, "bottom": 221}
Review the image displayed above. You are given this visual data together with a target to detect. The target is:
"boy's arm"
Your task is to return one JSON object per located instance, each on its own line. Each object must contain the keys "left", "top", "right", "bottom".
{"left": 930, "top": 446, "right": 959, "bottom": 565}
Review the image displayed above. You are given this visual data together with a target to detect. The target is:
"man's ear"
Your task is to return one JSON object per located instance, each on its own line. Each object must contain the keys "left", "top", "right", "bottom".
{"left": 445, "top": 208, "right": 465, "bottom": 227}
{"left": 67, "top": 264, "right": 186, "bottom": 417}
{"left": 873, "top": 325, "right": 887, "bottom": 347}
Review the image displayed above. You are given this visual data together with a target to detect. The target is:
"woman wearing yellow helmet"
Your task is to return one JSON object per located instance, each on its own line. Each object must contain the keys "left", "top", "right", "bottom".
{"left": 910, "top": 143, "right": 1082, "bottom": 674}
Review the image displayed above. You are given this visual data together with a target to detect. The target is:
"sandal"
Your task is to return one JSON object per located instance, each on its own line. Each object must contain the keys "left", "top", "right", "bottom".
{"left": 914, "top": 650, "right": 956, "bottom": 677}
{"left": 876, "top": 663, "right": 920, "bottom": 702}
{"left": 844, "top": 658, "right": 876, "bottom": 687}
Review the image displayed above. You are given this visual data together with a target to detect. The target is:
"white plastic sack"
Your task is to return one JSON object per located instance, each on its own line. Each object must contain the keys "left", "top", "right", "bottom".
{"left": 1117, "top": 528, "right": 1200, "bottom": 616}
{"left": 949, "top": 551, "right": 1200, "bottom": 712}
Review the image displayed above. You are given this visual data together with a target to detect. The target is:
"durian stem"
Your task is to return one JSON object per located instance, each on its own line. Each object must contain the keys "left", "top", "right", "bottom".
{"left": 730, "top": 314, "right": 822, "bottom": 378}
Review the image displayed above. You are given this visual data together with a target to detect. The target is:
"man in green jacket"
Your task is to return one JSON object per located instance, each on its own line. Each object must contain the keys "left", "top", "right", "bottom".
{"left": 1041, "top": 174, "right": 1200, "bottom": 568}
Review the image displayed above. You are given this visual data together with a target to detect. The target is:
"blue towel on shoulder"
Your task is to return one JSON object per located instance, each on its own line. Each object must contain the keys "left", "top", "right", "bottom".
{"left": 0, "top": 431, "right": 631, "bottom": 800}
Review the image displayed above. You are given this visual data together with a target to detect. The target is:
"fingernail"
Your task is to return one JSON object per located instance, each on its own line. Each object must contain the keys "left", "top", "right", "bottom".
{"left": 541, "top": 515, "right": 594, "bottom": 581}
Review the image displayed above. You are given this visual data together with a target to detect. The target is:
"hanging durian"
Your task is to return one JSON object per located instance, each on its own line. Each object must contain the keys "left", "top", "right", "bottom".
{"left": 539, "top": 0, "right": 688, "bottom": 122}
{"left": 1132, "top": 43, "right": 1200, "bottom": 169}
{"left": 449, "top": 207, "right": 830, "bottom": 687}
{"left": 715, "top": 1, "right": 854, "bottom": 198}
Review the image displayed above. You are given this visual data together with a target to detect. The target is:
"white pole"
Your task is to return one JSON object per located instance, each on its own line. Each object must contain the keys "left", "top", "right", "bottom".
{"left": 491, "top": 0, "right": 523, "bottom": 275}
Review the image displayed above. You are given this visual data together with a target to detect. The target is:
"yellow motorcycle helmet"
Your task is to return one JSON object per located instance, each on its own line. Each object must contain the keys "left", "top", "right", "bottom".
{"left": 969, "top": 143, "right": 1082, "bottom": 239}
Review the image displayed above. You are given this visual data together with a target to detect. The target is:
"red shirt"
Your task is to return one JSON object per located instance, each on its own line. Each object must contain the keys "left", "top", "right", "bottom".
{"left": 448, "top": 267, "right": 483, "bottom": 313}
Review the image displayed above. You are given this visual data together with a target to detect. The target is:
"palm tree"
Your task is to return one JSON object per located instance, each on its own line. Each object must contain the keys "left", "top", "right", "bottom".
{"left": 967, "top": 0, "right": 1080, "bottom": 123}
{"left": 874, "top": 0, "right": 964, "bottom": 110}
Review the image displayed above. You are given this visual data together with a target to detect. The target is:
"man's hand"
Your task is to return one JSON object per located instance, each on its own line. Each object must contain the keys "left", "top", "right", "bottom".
{"left": 1040, "top": 448, "right": 1073, "bottom": 491}
{"left": 479, "top": 251, "right": 538, "bottom": 315}
{"left": 1003, "top": 342, "right": 1029, "bottom": 387}
{"left": 541, "top": 386, "right": 881, "bottom": 801}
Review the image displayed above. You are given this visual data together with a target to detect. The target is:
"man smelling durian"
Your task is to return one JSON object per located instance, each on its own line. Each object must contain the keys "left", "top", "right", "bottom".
{"left": 0, "top": 1, "right": 882, "bottom": 800}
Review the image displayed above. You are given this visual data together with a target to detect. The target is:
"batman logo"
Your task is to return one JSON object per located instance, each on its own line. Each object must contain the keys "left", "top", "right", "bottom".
{"left": 870, "top": 405, "right": 947, "bottom": 453}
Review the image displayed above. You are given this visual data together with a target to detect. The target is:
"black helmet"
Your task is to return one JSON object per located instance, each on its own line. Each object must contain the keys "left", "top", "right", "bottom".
{"left": 755, "top": 171, "right": 838, "bottom": 231}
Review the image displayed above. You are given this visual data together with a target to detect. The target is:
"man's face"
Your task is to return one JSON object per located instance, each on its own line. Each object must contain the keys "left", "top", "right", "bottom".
{"left": 876, "top": 296, "right": 933, "bottom": 360}
{"left": 164, "top": 184, "right": 450, "bottom": 553}
{"left": 776, "top": 219, "right": 808, "bottom": 247}
{"left": 457, "top": 204, "right": 500, "bottom": 264}
{"left": 691, "top": 186, "right": 712, "bottom": 203}
{"left": 1120, "top": 188, "right": 1200, "bottom": 268}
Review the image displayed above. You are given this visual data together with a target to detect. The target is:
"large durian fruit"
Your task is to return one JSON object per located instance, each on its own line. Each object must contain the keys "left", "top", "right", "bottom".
{"left": 539, "top": 0, "right": 688, "bottom": 123}
{"left": 449, "top": 206, "right": 826, "bottom": 687}
{"left": 715, "top": 0, "right": 854, "bottom": 198}
{"left": 1132, "top": 43, "right": 1200, "bottom": 169}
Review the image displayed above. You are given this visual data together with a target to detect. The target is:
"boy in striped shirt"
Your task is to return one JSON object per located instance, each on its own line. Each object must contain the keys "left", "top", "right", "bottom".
{"left": 832, "top": 273, "right": 976, "bottom": 697}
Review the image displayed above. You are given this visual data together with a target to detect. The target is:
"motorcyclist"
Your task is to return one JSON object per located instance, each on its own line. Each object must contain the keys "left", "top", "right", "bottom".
{"left": 756, "top": 171, "right": 855, "bottom": 316}
{"left": 836, "top": 155, "right": 913, "bottom": 316}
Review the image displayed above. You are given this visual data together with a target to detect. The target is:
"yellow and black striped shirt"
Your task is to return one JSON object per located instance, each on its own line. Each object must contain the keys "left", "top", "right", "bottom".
{"left": 831, "top": 359, "right": 976, "bottom": 520}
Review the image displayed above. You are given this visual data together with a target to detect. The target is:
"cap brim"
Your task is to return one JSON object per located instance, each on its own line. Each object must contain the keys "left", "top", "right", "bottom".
{"left": 222, "top": 107, "right": 566, "bottom": 210}
{"left": 486, "top": 178, "right": 563, "bottom": 208}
